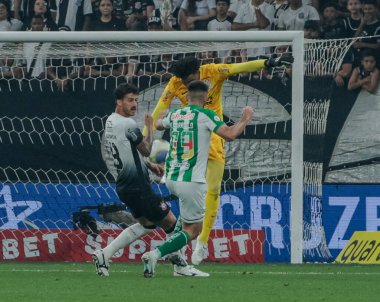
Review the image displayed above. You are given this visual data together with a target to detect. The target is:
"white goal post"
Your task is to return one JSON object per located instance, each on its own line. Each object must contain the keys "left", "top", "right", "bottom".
{"left": 0, "top": 31, "right": 304, "bottom": 264}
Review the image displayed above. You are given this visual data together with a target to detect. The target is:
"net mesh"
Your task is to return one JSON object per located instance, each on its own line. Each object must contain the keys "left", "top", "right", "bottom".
{"left": 0, "top": 38, "right": 353, "bottom": 262}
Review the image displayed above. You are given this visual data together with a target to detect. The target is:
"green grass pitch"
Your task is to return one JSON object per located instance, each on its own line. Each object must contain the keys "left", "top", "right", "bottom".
{"left": 1, "top": 262, "right": 379, "bottom": 302}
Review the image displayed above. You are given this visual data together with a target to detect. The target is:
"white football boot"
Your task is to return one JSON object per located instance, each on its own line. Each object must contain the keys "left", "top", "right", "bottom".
{"left": 191, "top": 239, "right": 209, "bottom": 265}
{"left": 142, "top": 251, "right": 158, "bottom": 278}
{"left": 173, "top": 265, "right": 210, "bottom": 277}
{"left": 92, "top": 249, "right": 110, "bottom": 277}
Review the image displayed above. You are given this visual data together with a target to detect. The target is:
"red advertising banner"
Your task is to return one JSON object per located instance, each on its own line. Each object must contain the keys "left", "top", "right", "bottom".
{"left": 0, "top": 229, "right": 264, "bottom": 263}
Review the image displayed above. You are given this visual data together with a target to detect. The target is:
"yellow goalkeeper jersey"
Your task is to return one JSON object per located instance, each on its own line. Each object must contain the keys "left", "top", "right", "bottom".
{"left": 150, "top": 60, "right": 266, "bottom": 163}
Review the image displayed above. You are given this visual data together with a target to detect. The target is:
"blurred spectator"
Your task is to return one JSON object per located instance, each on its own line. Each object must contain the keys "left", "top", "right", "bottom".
{"left": 348, "top": 49, "right": 379, "bottom": 93}
{"left": 147, "top": 3, "right": 176, "bottom": 30}
{"left": 179, "top": 0, "right": 216, "bottom": 30}
{"left": 224, "top": 48, "right": 247, "bottom": 64}
{"left": 0, "top": 0, "right": 23, "bottom": 79}
{"left": 90, "top": 0, "right": 126, "bottom": 30}
{"left": 111, "top": 0, "right": 128, "bottom": 19}
{"left": 55, "top": 0, "right": 93, "bottom": 31}
{"left": 0, "top": 0, "right": 22, "bottom": 30}
{"left": 207, "top": 0, "right": 232, "bottom": 30}
{"left": 125, "top": 18, "right": 177, "bottom": 82}
{"left": 270, "top": 0, "right": 289, "bottom": 30}
{"left": 13, "top": 0, "right": 57, "bottom": 21}
{"left": 353, "top": 0, "right": 380, "bottom": 54}
{"left": 207, "top": 0, "right": 232, "bottom": 61}
{"left": 306, "top": 0, "right": 319, "bottom": 10}
{"left": 84, "top": 0, "right": 127, "bottom": 79}
{"left": 232, "top": 0, "right": 274, "bottom": 58}
{"left": 227, "top": 0, "right": 245, "bottom": 19}
{"left": 146, "top": 0, "right": 181, "bottom": 29}
{"left": 197, "top": 50, "right": 220, "bottom": 64}
{"left": 147, "top": 14, "right": 167, "bottom": 29}
{"left": 264, "top": 45, "right": 292, "bottom": 81}
{"left": 49, "top": 25, "right": 76, "bottom": 91}
{"left": 277, "top": 0, "right": 319, "bottom": 30}
{"left": 321, "top": 2, "right": 344, "bottom": 39}
{"left": 19, "top": 15, "right": 55, "bottom": 79}
{"left": 125, "top": 0, "right": 148, "bottom": 29}
{"left": 22, "top": 0, "right": 58, "bottom": 31}
{"left": 232, "top": 0, "right": 274, "bottom": 31}
{"left": 336, "top": 0, "right": 349, "bottom": 16}
{"left": 334, "top": 48, "right": 354, "bottom": 87}
{"left": 340, "top": 0, "right": 362, "bottom": 38}
{"left": 304, "top": 19, "right": 320, "bottom": 38}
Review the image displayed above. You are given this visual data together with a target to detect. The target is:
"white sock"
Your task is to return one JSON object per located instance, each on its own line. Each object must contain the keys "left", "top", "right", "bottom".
{"left": 103, "top": 223, "right": 151, "bottom": 260}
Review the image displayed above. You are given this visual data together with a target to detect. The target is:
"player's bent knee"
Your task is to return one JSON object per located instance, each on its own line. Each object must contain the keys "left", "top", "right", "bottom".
{"left": 157, "top": 211, "right": 177, "bottom": 232}
{"left": 182, "top": 222, "right": 202, "bottom": 240}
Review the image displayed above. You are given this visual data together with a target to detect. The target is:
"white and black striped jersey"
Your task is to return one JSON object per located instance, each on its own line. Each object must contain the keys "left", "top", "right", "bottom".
{"left": 54, "top": 0, "right": 92, "bottom": 31}
{"left": 101, "top": 113, "right": 150, "bottom": 191}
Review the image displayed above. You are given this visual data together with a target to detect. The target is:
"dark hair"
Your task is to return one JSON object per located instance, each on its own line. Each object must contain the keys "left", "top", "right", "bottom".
{"left": 304, "top": 20, "right": 320, "bottom": 31}
{"left": 0, "top": 0, "right": 11, "bottom": 22}
{"left": 361, "top": 0, "right": 376, "bottom": 5}
{"left": 188, "top": 80, "right": 209, "bottom": 93}
{"left": 173, "top": 57, "right": 201, "bottom": 80}
{"left": 322, "top": 2, "right": 338, "bottom": 11}
{"left": 216, "top": 0, "right": 230, "bottom": 5}
{"left": 361, "top": 49, "right": 376, "bottom": 60}
{"left": 31, "top": 14, "right": 44, "bottom": 21}
{"left": 114, "top": 83, "right": 139, "bottom": 101}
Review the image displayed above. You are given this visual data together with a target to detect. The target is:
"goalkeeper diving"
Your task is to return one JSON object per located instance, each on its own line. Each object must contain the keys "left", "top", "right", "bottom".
{"left": 145, "top": 54, "right": 294, "bottom": 265}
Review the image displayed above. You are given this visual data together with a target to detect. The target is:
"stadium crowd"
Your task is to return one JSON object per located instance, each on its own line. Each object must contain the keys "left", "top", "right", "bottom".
{"left": 0, "top": 0, "right": 379, "bottom": 92}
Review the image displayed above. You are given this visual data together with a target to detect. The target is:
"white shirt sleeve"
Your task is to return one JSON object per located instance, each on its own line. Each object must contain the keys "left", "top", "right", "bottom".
{"left": 233, "top": 4, "right": 246, "bottom": 23}
{"left": 262, "top": 4, "right": 275, "bottom": 25}
{"left": 181, "top": 0, "right": 189, "bottom": 10}
{"left": 83, "top": 0, "right": 93, "bottom": 15}
{"left": 228, "top": 0, "right": 238, "bottom": 14}
{"left": 308, "top": 6, "right": 320, "bottom": 21}
{"left": 207, "top": 0, "right": 216, "bottom": 9}
{"left": 10, "top": 19, "right": 23, "bottom": 31}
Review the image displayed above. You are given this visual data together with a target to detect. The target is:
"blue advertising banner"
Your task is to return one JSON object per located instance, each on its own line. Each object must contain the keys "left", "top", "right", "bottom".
{"left": 1, "top": 183, "right": 379, "bottom": 262}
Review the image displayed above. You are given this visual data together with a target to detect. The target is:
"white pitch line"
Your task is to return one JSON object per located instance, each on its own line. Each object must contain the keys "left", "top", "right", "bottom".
{"left": 1, "top": 269, "right": 380, "bottom": 276}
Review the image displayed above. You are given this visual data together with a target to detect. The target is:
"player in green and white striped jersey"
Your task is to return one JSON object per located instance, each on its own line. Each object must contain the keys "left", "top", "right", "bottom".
{"left": 142, "top": 80, "right": 253, "bottom": 277}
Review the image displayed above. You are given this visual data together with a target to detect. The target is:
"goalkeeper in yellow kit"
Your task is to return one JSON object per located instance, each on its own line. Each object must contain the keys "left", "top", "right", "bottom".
{"left": 147, "top": 54, "right": 293, "bottom": 265}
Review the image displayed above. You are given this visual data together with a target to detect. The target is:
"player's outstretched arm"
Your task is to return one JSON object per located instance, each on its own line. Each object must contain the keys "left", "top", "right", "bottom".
{"left": 229, "top": 55, "right": 294, "bottom": 75}
{"left": 137, "top": 114, "right": 154, "bottom": 157}
{"left": 142, "top": 83, "right": 174, "bottom": 136}
{"left": 215, "top": 106, "right": 254, "bottom": 141}
{"left": 155, "top": 110, "right": 169, "bottom": 131}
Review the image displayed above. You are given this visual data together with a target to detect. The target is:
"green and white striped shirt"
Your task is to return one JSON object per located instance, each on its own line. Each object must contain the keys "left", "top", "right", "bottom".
{"left": 162, "top": 105, "right": 225, "bottom": 183}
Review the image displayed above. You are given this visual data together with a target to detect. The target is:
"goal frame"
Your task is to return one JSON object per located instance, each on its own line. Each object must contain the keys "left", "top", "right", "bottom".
{"left": 0, "top": 31, "right": 304, "bottom": 264}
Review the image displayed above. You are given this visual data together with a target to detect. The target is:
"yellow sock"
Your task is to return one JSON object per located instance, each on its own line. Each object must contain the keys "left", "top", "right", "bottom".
{"left": 198, "top": 160, "right": 224, "bottom": 244}
{"left": 199, "top": 191, "right": 220, "bottom": 243}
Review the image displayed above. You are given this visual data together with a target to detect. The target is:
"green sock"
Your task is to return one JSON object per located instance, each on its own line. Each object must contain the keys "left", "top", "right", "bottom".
{"left": 158, "top": 230, "right": 190, "bottom": 258}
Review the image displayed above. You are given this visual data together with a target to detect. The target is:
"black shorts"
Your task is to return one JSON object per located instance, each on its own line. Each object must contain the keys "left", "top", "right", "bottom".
{"left": 116, "top": 186, "right": 170, "bottom": 222}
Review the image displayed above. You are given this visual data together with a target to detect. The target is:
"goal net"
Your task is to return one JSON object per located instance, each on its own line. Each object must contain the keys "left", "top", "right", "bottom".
{"left": 0, "top": 32, "right": 353, "bottom": 263}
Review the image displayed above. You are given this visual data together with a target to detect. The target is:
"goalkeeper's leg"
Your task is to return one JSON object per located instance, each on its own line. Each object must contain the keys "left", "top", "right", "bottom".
{"left": 191, "top": 159, "right": 224, "bottom": 265}
{"left": 199, "top": 159, "right": 224, "bottom": 243}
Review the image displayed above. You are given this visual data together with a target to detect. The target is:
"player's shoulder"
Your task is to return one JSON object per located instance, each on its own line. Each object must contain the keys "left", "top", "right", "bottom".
{"left": 226, "top": 16, "right": 234, "bottom": 23}
{"left": 108, "top": 113, "right": 136, "bottom": 126}
{"left": 198, "top": 107, "right": 222, "bottom": 121}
